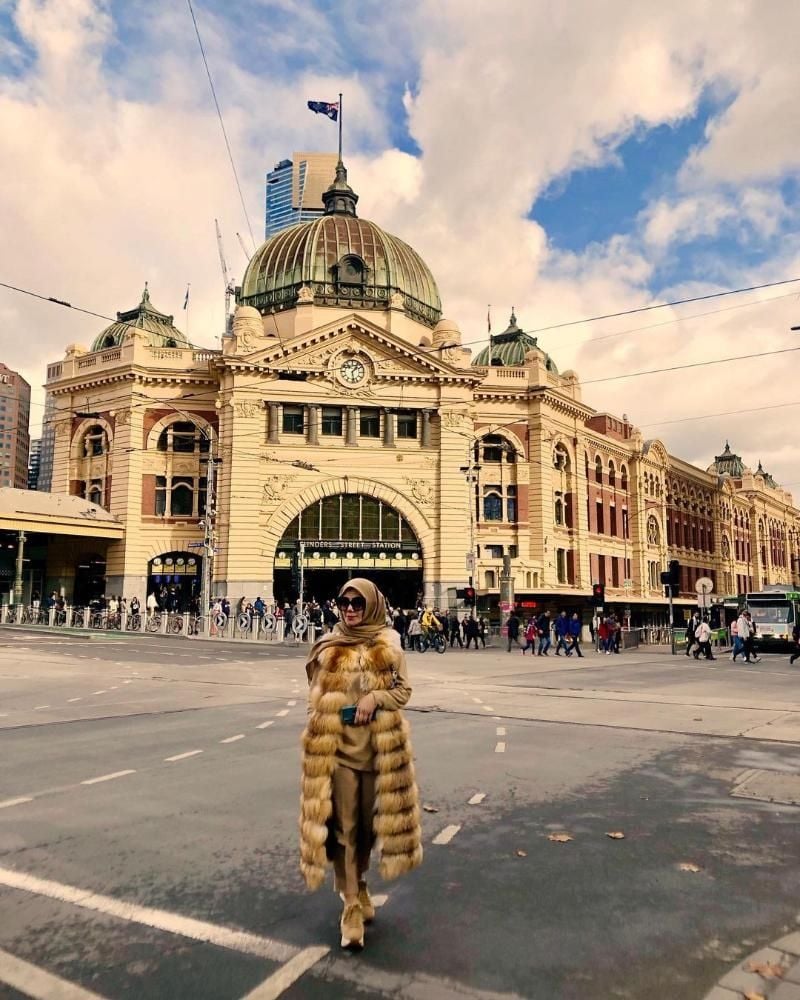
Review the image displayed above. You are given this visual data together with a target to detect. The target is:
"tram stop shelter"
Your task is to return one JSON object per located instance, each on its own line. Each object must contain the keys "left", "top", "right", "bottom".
{"left": 0, "top": 488, "right": 124, "bottom": 605}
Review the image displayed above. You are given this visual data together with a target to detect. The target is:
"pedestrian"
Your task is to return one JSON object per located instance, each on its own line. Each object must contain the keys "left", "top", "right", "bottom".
{"left": 742, "top": 610, "right": 760, "bottom": 663}
{"left": 146, "top": 591, "right": 158, "bottom": 618}
{"left": 506, "top": 611, "right": 521, "bottom": 652}
{"left": 254, "top": 595, "right": 265, "bottom": 618}
{"left": 598, "top": 616, "right": 610, "bottom": 654}
{"left": 554, "top": 611, "right": 571, "bottom": 656}
{"left": 685, "top": 611, "right": 700, "bottom": 658}
{"left": 536, "top": 610, "right": 552, "bottom": 656}
{"left": 392, "top": 608, "right": 407, "bottom": 649}
{"left": 448, "top": 610, "right": 463, "bottom": 648}
{"left": 790, "top": 622, "right": 800, "bottom": 665}
{"left": 729, "top": 616, "right": 740, "bottom": 661}
{"left": 299, "top": 579, "right": 422, "bottom": 950}
{"left": 464, "top": 616, "right": 480, "bottom": 649}
{"left": 407, "top": 615, "right": 423, "bottom": 651}
{"left": 521, "top": 616, "right": 537, "bottom": 655}
{"left": 568, "top": 612, "right": 584, "bottom": 657}
{"left": 692, "top": 616, "right": 715, "bottom": 661}
{"left": 478, "top": 617, "right": 487, "bottom": 648}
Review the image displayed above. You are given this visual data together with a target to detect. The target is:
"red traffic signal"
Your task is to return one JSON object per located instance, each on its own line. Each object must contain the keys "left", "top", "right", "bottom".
{"left": 591, "top": 582, "right": 605, "bottom": 606}
{"left": 464, "top": 586, "right": 476, "bottom": 607}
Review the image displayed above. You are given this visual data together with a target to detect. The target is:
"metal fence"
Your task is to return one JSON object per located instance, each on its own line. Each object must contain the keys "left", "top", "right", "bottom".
{"left": 0, "top": 605, "right": 315, "bottom": 642}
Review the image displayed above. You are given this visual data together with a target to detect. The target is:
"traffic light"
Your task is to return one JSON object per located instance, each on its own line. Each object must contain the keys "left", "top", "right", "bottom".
{"left": 463, "top": 586, "right": 476, "bottom": 607}
{"left": 661, "top": 560, "right": 680, "bottom": 597}
{"left": 591, "top": 582, "right": 605, "bottom": 606}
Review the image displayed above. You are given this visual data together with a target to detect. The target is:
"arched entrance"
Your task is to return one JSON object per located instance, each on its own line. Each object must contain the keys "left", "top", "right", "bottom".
{"left": 273, "top": 493, "right": 423, "bottom": 608}
{"left": 147, "top": 552, "right": 202, "bottom": 611}
{"left": 73, "top": 554, "right": 106, "bottom": 606}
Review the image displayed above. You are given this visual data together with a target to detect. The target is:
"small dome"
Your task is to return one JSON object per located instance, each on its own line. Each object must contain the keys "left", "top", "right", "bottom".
{"left": 238, "top": 161, "right": 442, "bottom": 329}
{"left": 707, "top": 441, "right": 745, "bottom": 478}
{"left": 91, "top": 285, "right": 190, "bottom": 352}
{"left": 432, "top": 317, "right": 461, "bottom": 348}
{"left": 472, "top": 309, "right": 558, "bottom": 372}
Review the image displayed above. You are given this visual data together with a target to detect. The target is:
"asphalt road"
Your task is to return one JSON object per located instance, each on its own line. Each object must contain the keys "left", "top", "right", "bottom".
{"left": 2, "top": 629, "right": 800, "bottom": 999}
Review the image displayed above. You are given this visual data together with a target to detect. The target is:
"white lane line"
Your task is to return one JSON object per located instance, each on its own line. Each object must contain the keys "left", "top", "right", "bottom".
{"left": 0, "top": 865, "right": 297, "bottom": 962}
{"left": 92, "top": 690, "right": 107, "bottom": 695}
{"left": 0, "top": 797, "right": 33, "bottom": 810}
{"left": 109, "top": 686, "right": 118, "bottom": 690}
{"left": 276, "top": 709, "right": 290, "bottom": 717}
{"left": 256, "top": 721, "right": 275, "bottom": 730}
{"left": 122, "top": 680, "right": 132, "bottom": 684}
{"left": 239, "top": 945, "right": 330, "bottom": 1000}
{"left": 432, "top": 824, "right": 462, "bottom": 846}
{"left": 287, "top": 700, "right": 297, "bottom": 707}
{"left": 164, "top": 750, "right": 203, "bottom": 762}
{"left": 495, "top": 742, "right": 506, "bottom": 753}
{"left": 220, "top": 734, "right": 245, "bottom": 744}
{"left": 33, "top": 705, "right": 50, "bottom": 710}
{"left": 471, "top": 697, "right": 483, "bottom": 704}
{"left": 468, "top": 793, "right": 486, "bottom": 805}
{"left": 482, "top": 706, "right": 495, "bottom": 712}
{"left": 67, "top": 697, "right": 82, "bottom": 703}
{"left": 81, "top": 770, "right": 136, "bottom": 786}
{"left": 496, "top": 727, "right": 507, "bottom": 736}
{"left": 0, "top": 945, "right": 109, "bottom": 1000}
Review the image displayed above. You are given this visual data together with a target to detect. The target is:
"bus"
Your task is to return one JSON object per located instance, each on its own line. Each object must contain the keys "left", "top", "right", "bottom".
{"left": 743, "top": 588, "right": 800, "bottom": 651}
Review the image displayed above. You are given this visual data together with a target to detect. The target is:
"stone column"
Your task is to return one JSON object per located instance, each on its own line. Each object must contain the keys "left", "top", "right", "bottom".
{"left": 383, "top": 409, "right": 395, "bottom": 448}
{"left": 346, "top": 407, "right": 358, "bottom": 447}
{"left": 268, "top": 404, "right": 280, "bottom": 444}
{"left": 421, "top": 409, "right": 432, "bottom": 448}
{"left": 307, "top": 405, "right": 319, "bottom": 446}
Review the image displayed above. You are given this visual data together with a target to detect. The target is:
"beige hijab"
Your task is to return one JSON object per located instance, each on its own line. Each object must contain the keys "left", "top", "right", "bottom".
{"left": 305, "top": 578, "right": 389, "bottom": 677}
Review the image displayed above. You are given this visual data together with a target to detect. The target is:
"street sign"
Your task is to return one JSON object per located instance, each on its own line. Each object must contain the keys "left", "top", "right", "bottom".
{"left": 187, "top": 542, "right": 205, "bottom": 548}
{"left": 695, "top": 576, "right": 714, "bottom": 594}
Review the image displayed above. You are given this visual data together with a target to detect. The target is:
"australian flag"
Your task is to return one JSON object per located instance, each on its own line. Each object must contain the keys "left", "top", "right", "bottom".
{"left": 307, "top": 100, "right": 339, "bottom": 121}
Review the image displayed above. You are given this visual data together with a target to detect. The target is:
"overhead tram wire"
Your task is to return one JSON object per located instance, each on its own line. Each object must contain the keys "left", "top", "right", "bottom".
{"left": 185, "top": 0, "right": 256, "bottom": 253}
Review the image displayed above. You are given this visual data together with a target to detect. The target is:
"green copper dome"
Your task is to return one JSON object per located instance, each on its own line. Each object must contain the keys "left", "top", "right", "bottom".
{"left": 708, "top": 441, "right": 745, "bottom": 478}
{"left": 91, "top": 286, "right": 190, "bottom": 352}
{"left": 238, "top": 161, "right": 442, "bottom": 328}
{"left": 472, "top": 310, "right": 558, "bottom": 372}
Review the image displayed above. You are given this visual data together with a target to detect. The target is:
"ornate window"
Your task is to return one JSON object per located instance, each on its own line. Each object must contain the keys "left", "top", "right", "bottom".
{"left": 157, "top": 421, "right": 209, "bottom": 453}
{"left": 595, "top": 456, "right": 603, "bottom": 483}
{"left": 608, "top": 461, "right": 616, "bottom": 488}
{"left": 475, "top": 434, "right": 516, "bottom": 464}
{"left": 554, "top": 496, "right": 564, "bottom": 526}
{"left": 397, "top": 410, "right": 418, "bottom": 439}
{"left": 553, "top": 444, "right": 570, "bottom": 471}
{"left": 83, "top": 424, "right": 109, "bottom": 457}
{"left": 155, "top": 476, "right": 207, "bottom": 518}
{"left": 620, "top": 465, "right": 628, "bottom": 491}
{"left": 483, "top": 487, "right": 503, "bottom": 521}
{"left": 647, "top": 516, "right": 660, "bottom": 546}
{"left": 321, "top": 407, "right": 343, "bottom": 436}
{"left": 282, "top": 406, "right": 304, "bottom": 435}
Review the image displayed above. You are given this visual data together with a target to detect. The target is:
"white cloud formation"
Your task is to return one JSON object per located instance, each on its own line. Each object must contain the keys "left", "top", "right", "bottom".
{"left": 1, "top": 0, "right": 800, "bottom": 491}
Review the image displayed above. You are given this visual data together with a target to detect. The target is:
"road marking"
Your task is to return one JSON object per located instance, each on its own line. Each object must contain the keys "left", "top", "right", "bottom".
{"left": 239, "top": 945, "right": 330, "bottom": 1000}
{"left": 0, "top": 946, "right": 108, "bottom": 1000}
{"left": 471, "top": 697, "right": 483, "bottom": 704}
{"left": 287, "top": 700, "right": 297, "bottom": 707}
{"left": 276, "top": 709, "right": 290, "bottom": 717}
{"left": 483, "top": 706, "right": 495, "bottom": 712}
{"left": 109, "top": 686, "right": 118, "bottom": 690}
{"left": 0, "top": 797, "right": 33, "bottom": 810}
{"left": 164, "top": 750, "right": 203, "bottom": 762}
{"left": 81, "top": 770, "right": 136, "bottom": 785}
{"left": 468, "top": 793, "right": 486, "bottom": 805}
{"left": 496, "top": 727, "right": 507, "bottom": 736}
{"left": 495, "top": 742, "right": 506, "bottom": 753}
{"left": 33, "top": 705, "right": 50, "bottom": 710}
{"left": 220, "top": 734, "right": 245, "bottom": 744}
{"left": 0, "top": 865, "right": 297, "bottom": 962}
{"left": 256, "top": 721, "right": 275, "bottom": 729}
{"left": 67, "top": 697, "right": 82, "bottom": 703}
{"left": 92, "top": 690, "right": 107, "bottom": 695}
{"left": 122, "top": 680, "right": 132, "bottom": 684}
{"left": 432, "top": 824, "right": 462, "bottom": 845}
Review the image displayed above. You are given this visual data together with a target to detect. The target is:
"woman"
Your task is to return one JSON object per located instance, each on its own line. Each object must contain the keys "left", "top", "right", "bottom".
{"left": 299, "top": 579, "right": 422, "bottom": 950}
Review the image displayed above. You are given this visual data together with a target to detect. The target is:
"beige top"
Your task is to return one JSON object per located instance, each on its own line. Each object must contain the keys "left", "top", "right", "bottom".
{"left": 310, "top": 644, "right": 412, "bottom": 772}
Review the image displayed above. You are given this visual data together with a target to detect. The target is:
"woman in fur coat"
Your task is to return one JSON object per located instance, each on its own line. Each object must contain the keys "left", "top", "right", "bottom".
{"left": 299, "top": 578, "right": 422, "bottom": 949}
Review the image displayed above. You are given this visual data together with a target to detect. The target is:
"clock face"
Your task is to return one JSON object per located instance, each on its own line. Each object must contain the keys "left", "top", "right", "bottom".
{"left": 340, "top": 357, "right": 366, "bottom": 385}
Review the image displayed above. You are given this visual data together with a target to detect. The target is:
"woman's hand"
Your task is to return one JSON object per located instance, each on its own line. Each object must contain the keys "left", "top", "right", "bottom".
{"left": 355, "top": 692, "right": 378, "bottom": 725}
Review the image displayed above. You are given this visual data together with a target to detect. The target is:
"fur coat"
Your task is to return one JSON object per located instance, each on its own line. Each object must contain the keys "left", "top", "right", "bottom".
{"left": 299, "top": 633, "right": 423, "bottom": 890}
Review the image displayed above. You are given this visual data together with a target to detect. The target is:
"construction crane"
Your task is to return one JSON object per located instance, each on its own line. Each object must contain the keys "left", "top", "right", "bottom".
{"left": 236, "top": 232, "right": 250, "bottom": 264}
{"left": 215, "top": 219, "right": 236, "bottom": 338}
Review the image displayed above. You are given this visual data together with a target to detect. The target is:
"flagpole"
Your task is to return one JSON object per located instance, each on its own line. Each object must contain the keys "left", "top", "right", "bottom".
{"left": 487, "top": 304, "right": 493, "bottom": 366}
{"left": 338, "top": 92, "right": 343, "bottom": 161}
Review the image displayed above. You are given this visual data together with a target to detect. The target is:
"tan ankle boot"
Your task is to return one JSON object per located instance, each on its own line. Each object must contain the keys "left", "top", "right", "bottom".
{"left": 340, "top": 900, "right": 364, "bottom": 949}
{"left": 358, "top": 882, "right": 375, "bottom": 922}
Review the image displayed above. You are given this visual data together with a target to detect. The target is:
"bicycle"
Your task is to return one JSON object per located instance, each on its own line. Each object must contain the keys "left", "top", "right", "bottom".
{"left": 126, "top": 613, "right": 142, "bottom": 632}
{"left": 53, "top": 608, "right": 67, "bottom": 627}
{"left": 419, "top": 630, "right": 446, "bottom": 654}
{"left": 90, "top": 612, "right": 105, "bottom": 629}
{"left": 168, "top": 615, "right": 184, "bottom": 634}
{"left": 5, "top": 606, "right": 18, "bottom": 624}
{"left": 71, "top": 608, "right": 85, "bottom": 628}
{"left": 146, "top": 613, "right": 162, "bottom": 633}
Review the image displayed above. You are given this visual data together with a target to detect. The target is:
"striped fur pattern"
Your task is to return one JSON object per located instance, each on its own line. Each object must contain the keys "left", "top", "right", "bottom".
{"left": 299, "top": 634, "right": 423, "bottom": 890}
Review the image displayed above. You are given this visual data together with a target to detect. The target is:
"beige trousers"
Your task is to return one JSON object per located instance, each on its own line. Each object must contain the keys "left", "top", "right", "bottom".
{"left": 331, "top": 764, "right": 376, "bottom": 897}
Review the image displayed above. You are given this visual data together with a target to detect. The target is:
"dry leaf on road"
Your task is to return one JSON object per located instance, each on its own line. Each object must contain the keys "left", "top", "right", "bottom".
{"left": 745, "top": 961, "right": 785, "bottom": 979}
{"left": 422, "top": 805, "right": 439, "bottom": 813}
{"left": 677, "top": 862, "right": 701, "bottom": 872}
{"left": 606, "top": 831, "right": 625, "bottom": 839}
{"left": 548, "top": 833, "right": 573, "bottom": 843}
{"left": 516, "top": 850, "right": 527, "bottom": 857}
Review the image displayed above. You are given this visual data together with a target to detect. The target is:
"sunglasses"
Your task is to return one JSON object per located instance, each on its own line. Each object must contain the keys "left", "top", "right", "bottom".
{"left": 337, "top": 595, "right": 367, "bottom": 612}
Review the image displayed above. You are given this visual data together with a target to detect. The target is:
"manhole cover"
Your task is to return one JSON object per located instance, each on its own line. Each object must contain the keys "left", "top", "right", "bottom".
{"left": 731, "top": 768, "right": 800, "bottom": 805}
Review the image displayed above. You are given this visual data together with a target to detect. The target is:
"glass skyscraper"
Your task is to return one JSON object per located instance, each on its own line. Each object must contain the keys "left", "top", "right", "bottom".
{"left": 265, "top": 153, "right": 338, "bottom": 237}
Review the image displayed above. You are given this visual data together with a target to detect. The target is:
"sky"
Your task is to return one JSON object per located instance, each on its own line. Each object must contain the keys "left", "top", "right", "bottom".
{"left": 1, "top": 0, "right": 800, "bottom": 488}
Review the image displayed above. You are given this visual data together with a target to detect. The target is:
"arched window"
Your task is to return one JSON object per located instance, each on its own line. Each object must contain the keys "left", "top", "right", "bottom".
{"left": 83, "top": 424, "right": 109, "bottom": 457}
{"left": 595, "top": 456, "right": 603, "bottom": 483}
{"left": 87, "top": 480, "right": 104, "bottom": 506}
{"left": 157, "top": 421, "right": 210, "bottom": 454}
{"left": 620, "top": 465, "right": 628, "bottom": 491}
{"left": 554, "top": 496, "right": 564, "bottom": 525}
{"left": 483, "top": 488, "right": 503, "bottom": 521}
{"left": 608, "top": 461, "right": 616, "bottom": 488}
{"left": 475, "top": 434, "right": 516, "bottom": 464}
